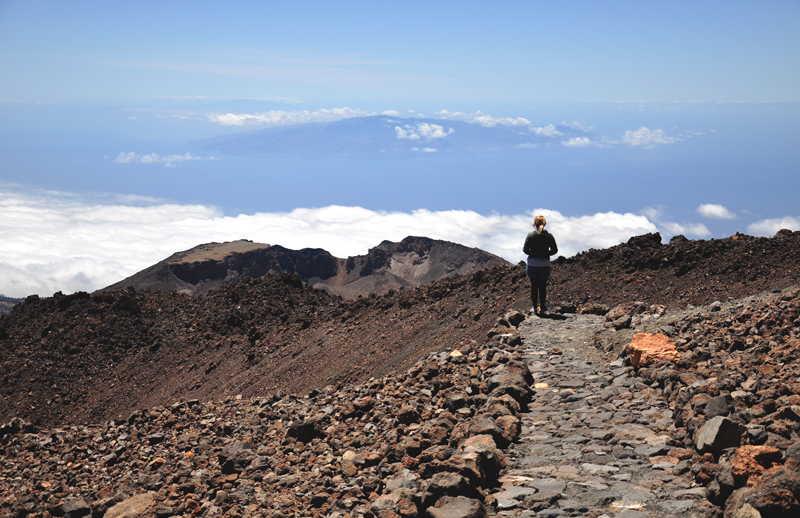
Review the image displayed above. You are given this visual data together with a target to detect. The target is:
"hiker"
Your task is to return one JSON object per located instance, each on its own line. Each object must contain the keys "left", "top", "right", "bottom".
{"left": 523, "top": 215, "right": 558, "bottom": 315}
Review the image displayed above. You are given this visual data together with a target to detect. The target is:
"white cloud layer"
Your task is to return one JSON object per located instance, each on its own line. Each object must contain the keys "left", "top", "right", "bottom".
{"left": 208, "top": 107, "right": 372, "bottom": 126}
{"left": 395, "top": 123, "right": 454, "bottom": 141}
{"left": 114, "top": 152, "right": 218, "bottom": 167}
{"left": 622, "top": 127, "right": 677, "bottom": 148}
{"left": 697, "top": 203, "right": 736, "bottom": 219}
{"left": 747, "top": 216, "right": 800, "bottom": 236}
{"left": 433, "top": 110, "right": 530, "bottom": 127}
{"left": 0, "top": 189, "right": 669, "bottom": 298}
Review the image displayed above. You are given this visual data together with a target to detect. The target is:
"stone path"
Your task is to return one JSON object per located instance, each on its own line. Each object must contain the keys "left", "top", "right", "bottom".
{"left": 489, "top": 313, "right": 716, "bottom": 518}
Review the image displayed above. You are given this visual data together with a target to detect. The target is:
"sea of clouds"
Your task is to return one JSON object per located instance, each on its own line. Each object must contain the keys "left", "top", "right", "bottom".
{"left": 1, "top": 189, "right": 795, "bottom": 298}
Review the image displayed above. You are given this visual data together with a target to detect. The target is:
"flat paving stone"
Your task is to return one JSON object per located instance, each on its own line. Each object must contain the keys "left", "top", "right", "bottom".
{"left": 532, "top": 479, "right": 566, "bottom": 493}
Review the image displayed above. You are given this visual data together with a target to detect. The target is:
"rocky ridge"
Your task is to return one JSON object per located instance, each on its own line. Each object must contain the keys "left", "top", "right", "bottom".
{"left": 550, "top": 230, "right": 800, "bottom": 309}
{"left": 101, "top": 237, "right": 509, "bottom": 299}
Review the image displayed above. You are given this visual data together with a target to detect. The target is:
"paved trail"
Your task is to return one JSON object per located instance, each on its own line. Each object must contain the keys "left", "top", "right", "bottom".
{"left": 490, "top": 313, "right": 716, "bottom": 518}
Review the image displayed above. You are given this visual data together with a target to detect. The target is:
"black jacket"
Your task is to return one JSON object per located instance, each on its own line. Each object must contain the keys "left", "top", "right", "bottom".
{"left": 523, "top": 229, "right": 558, "bottom": 259}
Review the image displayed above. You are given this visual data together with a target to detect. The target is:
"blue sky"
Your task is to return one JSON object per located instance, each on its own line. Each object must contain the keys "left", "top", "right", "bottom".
{"left": 2, "top": 1, "right": 799, "bottom": 102}
{"left": 1, "top": 1, "right": 799, "bottom": 297}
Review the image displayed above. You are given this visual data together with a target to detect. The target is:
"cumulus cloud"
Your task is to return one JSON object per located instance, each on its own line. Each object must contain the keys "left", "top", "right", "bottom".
{"left": 114, "top": 152, "right": 218, "bottom": 167}
{"left": 564, "top": 120, "right": 594, "bottom": 132}
{"left": 660, "top": 222, "right": 711, "bottom": 238}
{"left": 529, "top": 124, "right": 563, "bottom": 137}
{"left": 395, "top": 123, "right": 454, "bottom": 141}
{"left": 562, "top": 137, "right": 594, "bottom": 147}
{"left": 433, "top": 110, "right": 530, "bottom": 127}
{"left": 621, "top": 127, "right": 678, "bottom": 148}
{"left": 395, "top": 127, "right": 420, "bottom": 140}
{"left": 208, "top": 107, "right": 372, "bottom": 126}
{"left": 697, "top": 203, "right": 736, "bottom": 220}
{"left": 0, "top": 188, "right": 662, "bottom": 298}
{"left": 641, "top": 207, "right": 711, "bottom": 238}
{"left": 747, "top": 216, "right": 800, "bottom": 236}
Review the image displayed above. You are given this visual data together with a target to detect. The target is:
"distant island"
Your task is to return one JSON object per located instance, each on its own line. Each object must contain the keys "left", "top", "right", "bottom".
{"left": 192, "top": 115, "right": 593, "bottom": 158}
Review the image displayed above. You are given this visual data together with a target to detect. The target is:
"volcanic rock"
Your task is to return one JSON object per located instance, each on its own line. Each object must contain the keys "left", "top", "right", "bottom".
{"left": 425, "top": 496, "right": 487, "bottom": 518}
{"left": 730, "top": 445, "right": 782, "bottom": 487}
{"left": 628, "top": 332, "right": 680, "bottom": 368}
{"left": 707, "top": 395, "right": 736, "bottom": 419}
{"left": 0, "top": 326, "right": 533, "bottom": 518}
{"left": 697, "top": 417, "right": 742, "bottom": 454}
{"left": 104, "top": 493, "right": 158, "bottom": 518}
{"left": 62, "top": 497, "right": 91, "bottom": 518}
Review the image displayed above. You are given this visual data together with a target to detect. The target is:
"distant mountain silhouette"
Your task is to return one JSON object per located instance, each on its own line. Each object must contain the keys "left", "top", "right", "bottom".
{"left": 191, "top": 115, "right": 592, "bottom": 158}
{"left": 101, "top": 236, "right": 511, "bottom": 298}
{"left": 0, "top": 295, "right": 23, "bottom": 316}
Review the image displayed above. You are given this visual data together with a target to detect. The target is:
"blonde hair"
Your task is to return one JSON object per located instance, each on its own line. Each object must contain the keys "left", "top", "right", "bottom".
{"left": 533, "top": 215, "right": 546, "bottom": 232}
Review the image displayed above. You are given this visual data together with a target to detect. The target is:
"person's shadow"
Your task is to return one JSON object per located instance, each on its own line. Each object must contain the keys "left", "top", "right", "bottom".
{"left": 538, "top": 313, "right": 568, "bottom": 320}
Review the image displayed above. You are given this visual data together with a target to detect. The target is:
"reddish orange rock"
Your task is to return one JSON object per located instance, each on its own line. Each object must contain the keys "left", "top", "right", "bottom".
{"left": 340, "top": 460, "right": 358, "bottom": 476}
{"left": 628, "top": 333, "right": 680, "bottom": 368}
{"left": 731, "top": 445, "right": 782, "bottom": 487}
{"left": 363, "top": 451, "right": 382, "bottom": 466}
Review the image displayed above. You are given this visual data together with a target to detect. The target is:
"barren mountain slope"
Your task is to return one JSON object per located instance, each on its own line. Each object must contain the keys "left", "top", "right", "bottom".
{"left": 101, "top": 236, "right": 510, "bottom": 299}
{"left": 1, "top": 266, "right": 530, "bottom": 428}
{"left": 2, "top": 230, "right": 800, "bottom": 431}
